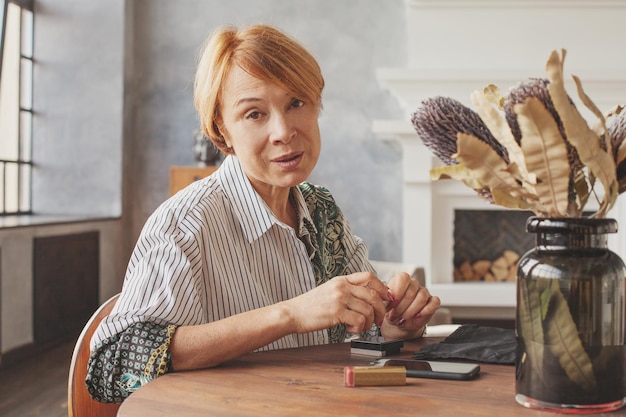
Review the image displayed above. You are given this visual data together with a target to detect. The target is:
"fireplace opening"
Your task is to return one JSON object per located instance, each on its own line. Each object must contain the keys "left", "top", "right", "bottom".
{"left": 453, "top": 210, "right": 535, "bottom": 282}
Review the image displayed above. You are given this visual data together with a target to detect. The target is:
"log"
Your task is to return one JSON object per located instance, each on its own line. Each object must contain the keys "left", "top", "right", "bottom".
{"left": 453, "top": 250, "right": 520, "bottom": 282}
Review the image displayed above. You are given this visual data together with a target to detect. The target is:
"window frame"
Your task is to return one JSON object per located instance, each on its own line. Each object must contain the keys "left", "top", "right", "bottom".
{"left": 0, "top": 0, "right": 34, "bottom": 215}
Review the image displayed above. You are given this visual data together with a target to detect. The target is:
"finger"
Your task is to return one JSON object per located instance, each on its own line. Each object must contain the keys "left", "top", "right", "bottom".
{"left": 389, "top": 293, "right": 441, "bottom": 328}
{"left": 343, "top": 297, "right": 378, "bottom": 330}
{"left": 386, "top": 272, "right": 412, "bottom": 308}
{"left": 405, "top": 294, "right": 441, "bottom": 329}
{"left": 344, "top": 313, "right": 370, "bottom": 334}
{"left": 349, "top": 284, "right": 387, "bottom": 326}
{"left": 386, "top": 274, "right": 418, "bottom": 315}
{"left": 416, "top": 294, "right": 441, "bottom": 319}
{"left": 387, "top": 280, "right": 430, "bottom": 323}
{"left": 345, "top": 272, "right": 390, "bottom": 301}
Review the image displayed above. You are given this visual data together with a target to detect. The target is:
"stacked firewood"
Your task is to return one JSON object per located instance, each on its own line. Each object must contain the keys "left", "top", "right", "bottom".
{"left": 454, "top": 250, "right": 520, "bottom": 282}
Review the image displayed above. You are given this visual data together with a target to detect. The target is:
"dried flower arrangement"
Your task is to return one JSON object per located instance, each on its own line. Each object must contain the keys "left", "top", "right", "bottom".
{"left": 411, "top": 49, "right": 626, "bottom": 219}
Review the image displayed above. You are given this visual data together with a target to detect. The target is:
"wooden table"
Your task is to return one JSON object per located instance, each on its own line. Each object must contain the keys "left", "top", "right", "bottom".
{"left": 117, "top": 338, "right": 626, "bottom": 417}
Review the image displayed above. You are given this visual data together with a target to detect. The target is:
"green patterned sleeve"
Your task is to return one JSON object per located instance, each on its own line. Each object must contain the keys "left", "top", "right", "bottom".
{"left": 85, "top": 322, "right": 176, "bottom": 403}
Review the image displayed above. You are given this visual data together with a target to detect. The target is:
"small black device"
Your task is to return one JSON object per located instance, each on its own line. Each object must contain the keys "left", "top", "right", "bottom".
{"left": 350, "top": 338, "right": 404, "bottom": 357}
{"left": 373, "top": 358, "right": 480, "bottom": 380}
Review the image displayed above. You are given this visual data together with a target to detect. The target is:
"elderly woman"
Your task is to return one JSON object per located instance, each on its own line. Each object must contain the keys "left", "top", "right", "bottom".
{"left": 86, "top": 24, "right": 440, "bottom": 403}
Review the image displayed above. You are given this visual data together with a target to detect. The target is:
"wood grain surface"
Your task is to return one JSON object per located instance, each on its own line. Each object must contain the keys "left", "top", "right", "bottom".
{"left": 117, "top": 338, "right": 626, "bottom": 417}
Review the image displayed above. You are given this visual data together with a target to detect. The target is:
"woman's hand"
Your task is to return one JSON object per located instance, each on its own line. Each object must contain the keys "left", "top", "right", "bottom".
{"left": 171, "top": 272, "right": 393, "bottom": 371}
{"left": 381, "top": 272, "right": 441, "bottom": 340}
{"left": 283, "top": 272, "right": 392, "bottom": 335}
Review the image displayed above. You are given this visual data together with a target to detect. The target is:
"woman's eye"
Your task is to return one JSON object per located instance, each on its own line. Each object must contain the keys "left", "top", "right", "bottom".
{"left": 245, "top": 111, "right": 261, "bottom": 120}
{"left": 290, "top": 99, "right": 304, "bottom": 109}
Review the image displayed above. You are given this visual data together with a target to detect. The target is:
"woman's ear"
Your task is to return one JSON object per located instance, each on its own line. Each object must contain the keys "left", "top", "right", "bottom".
{"left": 220, "top": 128, "right": 232, "bottom": 149}
{"left": 213, "top": 121, "right": 234, "bottom": 154}
{"left": 213, "top": 118, "right": 228, "bottom": 144}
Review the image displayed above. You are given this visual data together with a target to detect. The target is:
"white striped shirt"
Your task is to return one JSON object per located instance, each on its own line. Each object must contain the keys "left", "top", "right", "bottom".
{"left": 91, "top": 155, "right": 373, "bottom": 351}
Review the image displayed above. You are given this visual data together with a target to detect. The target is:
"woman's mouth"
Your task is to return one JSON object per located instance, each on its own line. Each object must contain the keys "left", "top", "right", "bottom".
{"left": 273, "top": 152, "right": 303, "bottom": 169}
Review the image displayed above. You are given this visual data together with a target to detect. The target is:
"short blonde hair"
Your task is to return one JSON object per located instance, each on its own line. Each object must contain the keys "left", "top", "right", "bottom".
{"left": 193, "top": 24, "right": 324, "bottom": 154}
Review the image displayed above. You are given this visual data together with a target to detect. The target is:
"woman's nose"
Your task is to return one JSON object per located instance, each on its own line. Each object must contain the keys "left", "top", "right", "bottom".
{"left": 269, "top": 113, "right": 296, "bottom": 143}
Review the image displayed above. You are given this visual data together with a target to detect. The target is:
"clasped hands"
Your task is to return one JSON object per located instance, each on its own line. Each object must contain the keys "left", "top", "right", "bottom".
{"left": 288, "top": 271, "right": 441, "bottom": 340}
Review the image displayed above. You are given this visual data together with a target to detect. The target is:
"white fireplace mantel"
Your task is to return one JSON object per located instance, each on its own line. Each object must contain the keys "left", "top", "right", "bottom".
{"left": 373, "top": 0, "right": 626, "bottom": 310}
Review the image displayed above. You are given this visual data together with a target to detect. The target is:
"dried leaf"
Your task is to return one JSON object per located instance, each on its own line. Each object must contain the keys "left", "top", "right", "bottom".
{"left": 455, "top": 133, "right": 535, "bottom": 203}
{"left": 471, "top": 90, "right": 532, "bottom": 183}
{"left": 545, "top": 280, "right": 597, "bottom": 391}
{"left": 515, "top": 97, "right": 570, "bottom": 217}
{"left": 518, "top": 279, "right": 545, "bottom": 385}
{"left": 596, "top": 104, "right": 624, "bottom": 145}
{"left": 573, "top": 75, "right": 610, "bottom": 153}
{"left": 575, "top": 101, "right": 617, "bottom": 215}
{"left": 483, "top": 84, "right": 504, "bottom": 109}
{"left": 545, "top": 49, "right": 617, "bottom": 217}
{"left": 605, "top": 104, "right": 623, "bottom": 118}
{"left": 540, "top": 286, "right": 551, "bottom": 319}
{"left": 429, "top": 164, "right": 484, "bottom": 189}
{"left": 572, "top": 76, "right": 620, "bottom": 210}
{"left": 504, "top": 162, "right": 537, "bottom": 182}
{"left": 572, "top": 169, "right": 590, "bottom": 215}
{"left": 490, "top": 188, "right": 535, "bottom": 211}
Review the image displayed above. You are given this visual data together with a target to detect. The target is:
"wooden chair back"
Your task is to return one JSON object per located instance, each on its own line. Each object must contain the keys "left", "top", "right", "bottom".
{"left": 68, "top": 293, "right": 121, "bottom": 417}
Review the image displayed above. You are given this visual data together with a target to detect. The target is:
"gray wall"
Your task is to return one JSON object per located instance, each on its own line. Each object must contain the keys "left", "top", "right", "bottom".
{"left": 33, "top": 0, "right": 124, "bottom": 216}
{"left": 33, "top": 0, "right": 407, "bottom": 262}
{"left": 3, "top": 0, "right": 408, "bottom": 354}
{"left": 125, "top": 0, "right": 407, "bottom": 261}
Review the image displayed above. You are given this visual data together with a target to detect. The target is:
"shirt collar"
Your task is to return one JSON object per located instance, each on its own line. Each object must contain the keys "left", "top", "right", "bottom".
{"left": 217, "top": 155, "right": 315, "bottom": 244}
{"left": 290, "top": 186, "right": 317, "bottom": 238}
{"left": 290, "top": 187, "right": 318, "bottom": 258}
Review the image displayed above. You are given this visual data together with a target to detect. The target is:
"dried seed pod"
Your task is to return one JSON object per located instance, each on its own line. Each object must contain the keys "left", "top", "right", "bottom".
{"left": 607, "top": 109, "right": 626, "bottom": 162}
{"left": 503, "top": 78, "right": 568, "bottom": 143}
{"left": 607, "top": 110, "right": 626, "bottom": 193}
{"left": 504, "top": 77, "right": 584, "bottom": 207}
{"left": 411, "top": 96, "right": 509, "bottom": 166}
{"left": 504, "top": 78, "right": 580, "bottom": 162}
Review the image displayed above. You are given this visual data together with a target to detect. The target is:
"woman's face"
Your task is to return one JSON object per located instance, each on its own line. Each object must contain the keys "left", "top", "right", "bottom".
{"left": 219, "top": 65, "right": 321, "bottom": 200}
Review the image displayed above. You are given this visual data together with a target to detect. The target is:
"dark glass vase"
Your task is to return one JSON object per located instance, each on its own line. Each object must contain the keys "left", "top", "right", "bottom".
{"left": 516, "top": 217, "right": 626, "bottom": 413}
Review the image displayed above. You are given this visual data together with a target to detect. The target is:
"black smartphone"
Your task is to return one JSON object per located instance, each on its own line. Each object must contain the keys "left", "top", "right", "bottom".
{"left": 373, "top": 358, "right": 480, "bottom": 380}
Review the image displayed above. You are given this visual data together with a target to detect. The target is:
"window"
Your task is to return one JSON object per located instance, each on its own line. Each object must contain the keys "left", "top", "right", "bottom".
{"left": 0, "top": 0, "right": 33, "bottom": 215}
